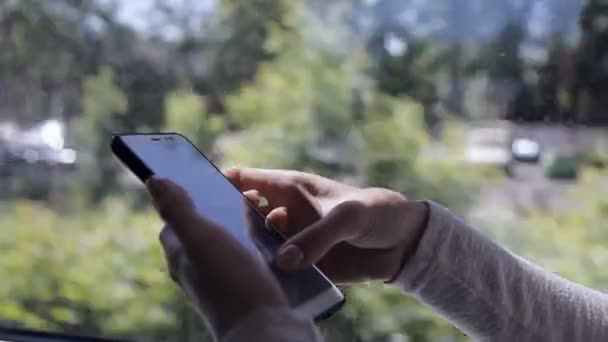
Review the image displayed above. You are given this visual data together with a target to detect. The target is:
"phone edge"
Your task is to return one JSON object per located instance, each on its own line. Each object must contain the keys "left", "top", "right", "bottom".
{"left": 314, "top": 296, "right": 346, "bottom": 322}
{"left": 110, "top": 135, "right": 154, "bottom": 182}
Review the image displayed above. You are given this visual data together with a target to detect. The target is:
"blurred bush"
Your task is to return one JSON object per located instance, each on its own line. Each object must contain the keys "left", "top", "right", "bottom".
{"left": 0, "top": 198, "right": 210, "bottom": 341}
{"left": 498, "top": 168, "right": 608, "bottom": 289}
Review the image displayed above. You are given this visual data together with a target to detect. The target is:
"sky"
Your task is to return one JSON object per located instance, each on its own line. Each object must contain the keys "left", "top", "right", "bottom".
{"left": 103, "top": 0, "right": 583, "bottom": 45}
{"left": 100, "top": 0, "right": 214, "bottom": 40}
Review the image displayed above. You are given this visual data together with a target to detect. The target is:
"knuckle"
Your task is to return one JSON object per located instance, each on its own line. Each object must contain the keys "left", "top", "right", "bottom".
{"left": 339, "top": 200, "right": 366, "bottom": 215}
{"left": 281, "top": 170, "right": 308, "bottom": 188}
{"left": 363, "top": 187, "right": 407, "bottom": 204}
{"left": 159, "top": 227, "right": 187, "bottom": 270}
{"left": 287, "top": 170, "right": 305, "bottom": 182}
{"left": 159, "top": 225, "right": 172, "bottom": 244}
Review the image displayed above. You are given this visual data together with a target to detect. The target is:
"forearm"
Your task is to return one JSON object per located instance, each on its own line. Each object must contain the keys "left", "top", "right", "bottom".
{"left": 394, "top": 202, "right": 608, "bottom": 341}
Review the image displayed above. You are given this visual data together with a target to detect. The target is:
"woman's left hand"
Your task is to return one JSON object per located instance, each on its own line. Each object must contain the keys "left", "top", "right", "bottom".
{"left": 146, "top": 177, "right": 288, "bottom": 338}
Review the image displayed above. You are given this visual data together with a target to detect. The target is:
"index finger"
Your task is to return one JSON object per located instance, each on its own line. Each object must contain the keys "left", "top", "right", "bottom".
{"left": 224, "top": 168, "right": 297, "bottom": 193}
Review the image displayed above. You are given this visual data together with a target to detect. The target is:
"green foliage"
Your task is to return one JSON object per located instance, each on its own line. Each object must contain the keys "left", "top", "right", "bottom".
{"left": 573, "top": 0, "right": 608, "bottom": 123}
{"left": 477, "top": 23, "right": 526, "bottom": 82}
{"left": 219, "top": 7, "right": 478, "bottom": 341}
{"left": 0, "top": 198, "right": 187, "bottom": 339}
{"left": 76, "top": 67, "right": 128, "bottom": 150}
{"left": 68, "top": 67, "right": 128, "bottom": 202}
{"left": 497, "top": 168, "right": 608, "bottom": 289}
{"left": 326, "top": 285, "right": 467, "bottom": 342}
{"left": 164, "top": 89, "right": 225, "bottom": 152}
{"left": 221, "top": 25, "right": 360, "bottom": 172}
{"left": 0, "top": 0, "right": 99, "bottom": 124}
{"left": 370, "top": 33, "right": 444, "bottom": 103}
{"left": 204, "top": 0, "right": 292, "bottom": 95}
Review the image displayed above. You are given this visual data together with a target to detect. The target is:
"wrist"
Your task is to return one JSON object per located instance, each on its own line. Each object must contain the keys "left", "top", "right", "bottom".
{"left": 385, "top": 200, "right": 429, "bottom": 283}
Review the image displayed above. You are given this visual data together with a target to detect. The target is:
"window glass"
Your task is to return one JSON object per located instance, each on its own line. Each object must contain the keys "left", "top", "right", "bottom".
{"left": 0, "top": 1, "right": 606, "bottom": 340}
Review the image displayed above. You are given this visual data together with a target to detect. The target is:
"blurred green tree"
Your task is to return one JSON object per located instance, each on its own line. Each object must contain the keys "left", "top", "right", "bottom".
{"left": 182, "top": 0, "right": 291, "bottom": 116}
{"left": 0, "top": 0, "right": 102, "bottom": 124}
{"left": 0, "top": 198, "right": 190, "bottom": 340}
{"left": 69, "top": 67, "right": 127, "bottom": 203}
{"left": 164, "top": 88, "right": 225, "bottom": 154}
{"left": 573, "top": 0, "right": 608, "bottom": 124}
{"left": 492, "top": 167, "right": 608, "bottom": 290}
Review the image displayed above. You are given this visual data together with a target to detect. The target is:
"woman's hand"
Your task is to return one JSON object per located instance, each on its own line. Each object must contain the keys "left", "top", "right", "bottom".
{"left": 147, "top": 177, "right": 287, "bottom": 338}
{"left": 225, "top": 168, "right": 429, "bottom": 284}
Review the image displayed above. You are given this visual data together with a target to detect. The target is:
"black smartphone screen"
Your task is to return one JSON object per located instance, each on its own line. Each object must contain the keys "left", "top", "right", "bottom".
{"left": 114, "top": 134, "right": 334, "bottom": 308}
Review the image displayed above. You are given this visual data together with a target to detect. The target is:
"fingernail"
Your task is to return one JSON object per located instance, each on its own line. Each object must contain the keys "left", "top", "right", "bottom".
{"left": 277, "top": 245, "right": 303, "bottom": 270}
{"left": 147, "top": 176, "right": 168, "bottom": 198}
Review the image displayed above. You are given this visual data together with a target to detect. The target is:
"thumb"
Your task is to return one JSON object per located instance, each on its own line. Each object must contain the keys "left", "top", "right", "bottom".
{"left": 276, "top": 201, "right": 363, "bottom": 270}
{"left": 146, "top": 177, "right": 214, "bottom": 256}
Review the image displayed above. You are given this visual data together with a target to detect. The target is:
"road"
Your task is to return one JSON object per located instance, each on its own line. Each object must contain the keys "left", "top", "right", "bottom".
{"left": 468, "top": 163, "right": 576, "bottom": 224}
{"left": 465, "top": 123, "right": 608, "bottom": 224}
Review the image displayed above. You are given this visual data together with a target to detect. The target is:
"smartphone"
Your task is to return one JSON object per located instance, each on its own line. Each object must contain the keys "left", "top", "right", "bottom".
{"left": 111, "top": 133, "right": 345, "bottom": 321}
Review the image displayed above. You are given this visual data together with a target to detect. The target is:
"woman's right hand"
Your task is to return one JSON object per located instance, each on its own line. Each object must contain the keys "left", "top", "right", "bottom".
{"left": 225, "top": 168, "right": 430, "bottom": 284}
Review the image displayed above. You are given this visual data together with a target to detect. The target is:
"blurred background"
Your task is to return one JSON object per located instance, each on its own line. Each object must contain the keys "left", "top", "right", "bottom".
{"left": 0, "top": 0, "right": 607, "bottom": 341}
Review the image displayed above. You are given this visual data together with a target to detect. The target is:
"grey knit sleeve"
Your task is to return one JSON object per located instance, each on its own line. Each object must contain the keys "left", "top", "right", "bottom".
{"left": 392, "top": 201, "right": 608, "bottom": 341}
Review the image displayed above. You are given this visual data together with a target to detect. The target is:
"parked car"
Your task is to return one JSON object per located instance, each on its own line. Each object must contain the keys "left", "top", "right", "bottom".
{"left": 512, "top": 138, "right": 542, "bottom": 163}
{"left": 543, "top": 151, "right": 578, "bottom": 180}
{"left": 0, "top": 119, "right": 78, "bottom": 170}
